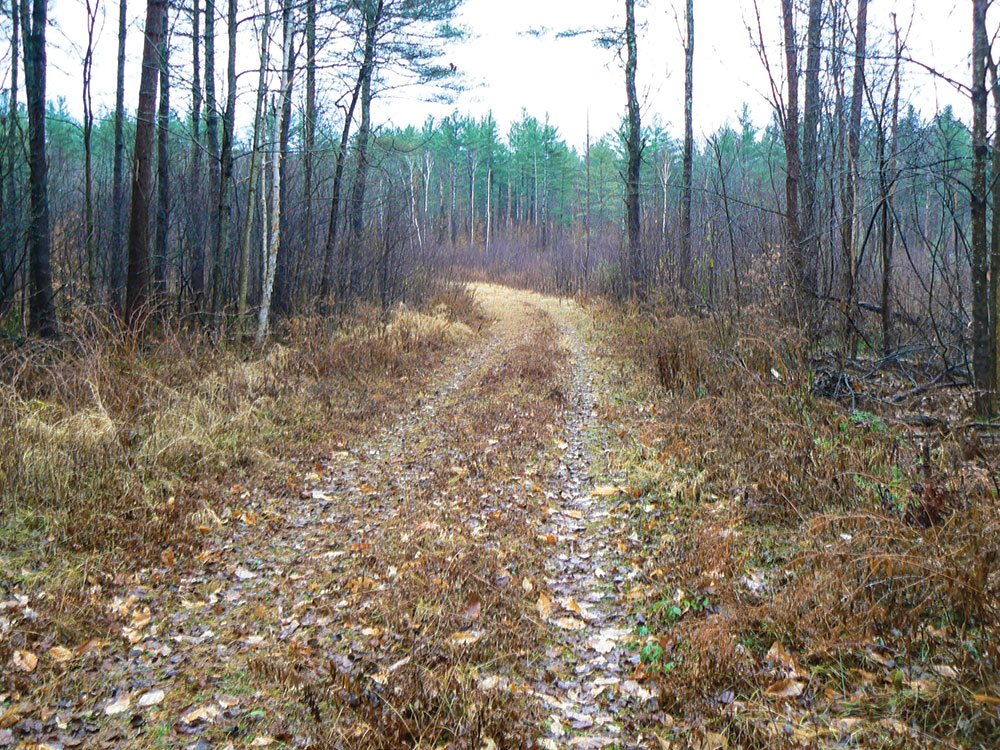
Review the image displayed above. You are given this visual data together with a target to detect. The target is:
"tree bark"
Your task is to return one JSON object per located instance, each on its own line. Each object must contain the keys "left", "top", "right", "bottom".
{"left": 83, "top": 0, "right": 97, "bottom": 303}
{"left": 211, "top": 0, "right": 237, "bottom": 318}
{"left": 258, "top": 5, "right": 293, "bottom": 342}
{"left": 800, "top": 0, "right": 823, "bottom": 296}
{"left": 274, "top": 2, "right": 296, "bottom": 314}
{"left": 841, "top": 0, "right": 868, "bottom": 355}
{"left": 20, "top": 0, "right": 58, "bottom": 337}
{"left": 1, "top": 0, "right": 19, "bottom": 312}
{"left": 304, "top": 0, "right": 316, "bottom": 275}
{"left": 780, "top": 0, "right": 804, "bottom": 317}
{"left": 204, "top": 0, "right": 220, "bottom": 313}
{"left": 624, "top": 0, "right": 642, "bottom": 296}
{"left": 238, "top": 0, "right": 270, "bottom": 320}
{"left": 344, "top": 0, "right": 383, "bottom": 302}
{"left": 111, "top": 0, "right": 128, "bottom": 310}
{"left": 188, "top": 0, "right": 204, "bottom": 308}
{"left": 155, "top": 17, "right": 171, "bottom": 296}
{"left": 972, "top": 0, "right": 992, "bottom": 415}
{"left": 319, "top": 64, "right": 364, "bottom": 300}
{"left": 124, "top": 0, "right": 168, "bottom": 328}
{"left": 680, "top": 0, "right": 693, "bottom": 295}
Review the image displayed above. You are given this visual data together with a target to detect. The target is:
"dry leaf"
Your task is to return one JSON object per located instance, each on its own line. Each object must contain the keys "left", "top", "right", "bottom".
{"left": 537, "top": 593, "right": 553, "bottom": 619}
{"left": 104, "top": 695, "right": 131, "bottom": 716}
{"left": 137, "top": 690, "right": 165, "bottom": 707}
{"left": 463, "top": 593, "right": 482, "bottom": 621}
{"left": 131, "top": 608, "right": 152, "bottom": 629}
{"left": 234, "top": 566, "right": 257, "bottom": 581}
{"left": 181, "top": 704, "right": 220, "bottom": 724}
{"left": 930, "top": 664, "right": 958, "bottom": 679}
{"left": 559, "top": 597, "right": 584, "bottom": 615}
{"left": 764, "top": 678, "right": 804, "bottom": 699}
{"left": 447, "top": 630, "right": 483, "bottom": 647}
{"left": 161, "top": 549, "right": 176, "bottom": 567}
{"left": 12, "top": 650, "right": 37, "bottom": 673}
{"left": 49, "top": 646, "right": 73, "bottom": 664}
{"left": 522, "top": 577, "right": 534, "bottom": 593}
{"left": 697, "top": 731, "right": 728, "bottom": 750}
{"left": 552, "top": 616, "right": 586, "bottom": 631}
{"left": 972, "top": 693, "right": 1000, "bottom": 707}
{"left": 250, "top": 738, "right": 275, "bottom": 748}
{"left": 591, "top": 486, "right": 620, "bottom": 498}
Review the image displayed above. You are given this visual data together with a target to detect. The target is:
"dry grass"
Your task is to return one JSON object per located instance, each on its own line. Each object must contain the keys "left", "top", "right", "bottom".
{"left": 589, "top": 301, "right": 1000, "bottom": 748}
{"left": 0, "top": 288, "right": 482, "bottom": 571}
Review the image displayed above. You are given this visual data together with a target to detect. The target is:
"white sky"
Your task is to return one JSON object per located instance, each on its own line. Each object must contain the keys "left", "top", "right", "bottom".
{"left": 7, "top": 0, "right": 978, "bottom": 150}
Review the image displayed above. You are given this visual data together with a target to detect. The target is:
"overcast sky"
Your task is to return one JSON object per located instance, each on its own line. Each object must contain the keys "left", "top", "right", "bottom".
{"left": 6, "top": 0, "right": 976, "bottom": 150}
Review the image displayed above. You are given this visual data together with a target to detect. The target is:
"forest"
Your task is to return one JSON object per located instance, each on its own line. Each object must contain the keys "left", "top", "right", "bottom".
{"left": 1, "top": 0, "right": 1000, "bottom": 748}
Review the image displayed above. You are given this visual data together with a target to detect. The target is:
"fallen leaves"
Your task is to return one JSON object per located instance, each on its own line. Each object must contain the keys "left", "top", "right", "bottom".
{"left": 137, "top": 689, "right": 165, "bottom": 707}
{"left": 764, "top": 678, "right": 805, "bottom": 699}
{"left": 591, "top": 485, "right": 621, "bottom": 498}
{"left": 103, "top": 695, "right": 131, "bottom": 716}
{"left": 48, "top": 646, "right": 73, "bottom": 664}
{"left": 447, "top": 630, "right": 484, "bottom": 647}
{"left": 12, "top": 650, "right": 37, "bottom": 672}
{"left": 180, "top": 703, "right": 221, "bottom": 724}
{"left": 462, "top": 593, "right": 482, "bottom": 621}
{"left": 537, "top": 593, "right": 554, "bottom": 619}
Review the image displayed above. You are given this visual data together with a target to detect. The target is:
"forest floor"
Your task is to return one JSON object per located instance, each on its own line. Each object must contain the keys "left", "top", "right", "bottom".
{"left": 2, "top": 285, "right": 999, "bottom": 749}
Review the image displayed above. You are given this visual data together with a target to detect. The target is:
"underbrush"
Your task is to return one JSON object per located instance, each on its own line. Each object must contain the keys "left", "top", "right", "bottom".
{"left": 0, "top": 286, "right": 482, "bottom": 576}
{"left": 591, "top": 302, "right": 1000, "bottom": 748}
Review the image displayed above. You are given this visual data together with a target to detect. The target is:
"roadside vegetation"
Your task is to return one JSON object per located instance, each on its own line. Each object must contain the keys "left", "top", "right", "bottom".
{"left": 586, "top": 302, "right": 1000, "bottom": 748}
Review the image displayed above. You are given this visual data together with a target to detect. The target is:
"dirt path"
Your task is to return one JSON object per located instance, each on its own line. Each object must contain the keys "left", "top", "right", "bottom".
{"left": 7, "top": 285, "right": 660, "bottom": 750}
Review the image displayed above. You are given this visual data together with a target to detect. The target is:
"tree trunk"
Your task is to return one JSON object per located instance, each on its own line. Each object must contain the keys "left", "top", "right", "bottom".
{"left": 319, "top": 65, "right": 364, "bottom": 300}
{"left": 780, "top": 0, "right": 804, "bottom": 317}
{"left": 124, "top": 0, "right": 167, "bottom": 328}
{"left": 20, "top": 0, "right": 57, "bottom": 337}
{"left": 257, "top": 6, "right": 293, "bottom": 342}
{"left": 304, "top": 0, "right": 316, "bottom": 276}
{"left": 155, "top": 18, "right": 170, "bottom": 296}
{"left": 624, "top": 0, "right": 642, "bottom": 295}
{"left": 344, "top": 0, "right": 383, "bottom": 302}
{"left": 880, "top": 20, "right": 900, "bottom": 356}
{"left": 204, "top": 0, "right": 220, "bottom": 313}
{"left": 800, "top": 0, "right": 823, "bottom": 296}
{"left": 188, "top": 0, "right": 204, "bottom": 308}
{"left": 275, "top": 3, "right": 296, "bottom": 315}
{"left": 83, "top": 0, "right": 97, "bottom": 303}
{"left": 238, "top": 0, "right": 270, "bottom": 320}
{"left": 211, "top": 0, "right": 237, "bottom": 318}
{"left": 841, "top": 0, "right": 868, "bottom": 355}
{"left": 972, "top": 0, "right": 992, "bottom": 415}
{"left": 111, "top": 0, "right": 128, "bottom": 310}
{"left": 680, "top": 0, "right": 693, "bottom": 295}
{"left": 1, "top": 0, "right": 19, "bottom": 312}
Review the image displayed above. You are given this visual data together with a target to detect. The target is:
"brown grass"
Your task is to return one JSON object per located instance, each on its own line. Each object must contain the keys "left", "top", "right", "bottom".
{"left": 0, "top": 287, "right": 482, "bottom": 570}
{"left": 590, "top": 301, "right": 1000, "bottom": 748}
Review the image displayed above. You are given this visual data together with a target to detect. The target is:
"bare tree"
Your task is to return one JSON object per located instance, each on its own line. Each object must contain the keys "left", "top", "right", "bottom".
{"left": 780, "top": 0, "right": 805, "bottom": 315}
{"left": 155, "top": 22, "right": 171, "bottom": 296}
{"left": 258, "top": 4, "right": 293, "bottom": 342}
{"left": 681, "top": 0, "right": 693, "bottom": 296}
{"left": 238, "top": 0, "right": 271, "bottom": 320}
{"left": 971, "top": 0, "right": 992, "bottom": 414}
{"left": 111, "top": 0, "right": 128, "bottom": 309}
{"left": 20, "top": 0, "right": 58, "bottom": 336}
{"left": 124, "top": 0, "right": 168, "bottom": 326}
{"left": 83, "top": 0, "right": 98, "bottom": 302}
{"left": 841, "top": 0, "right": 868, "bottom": 355}
{"left": 624, "top": 0, "right": 642, "bottom": 295}
{"left": 800, "top": 0, "right": 823, "bottom": 297}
